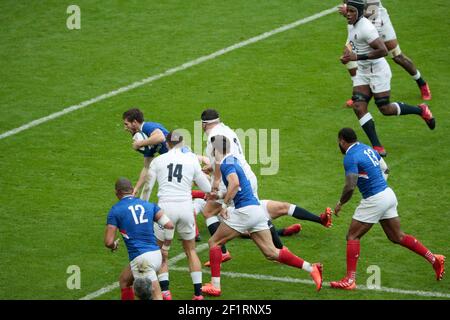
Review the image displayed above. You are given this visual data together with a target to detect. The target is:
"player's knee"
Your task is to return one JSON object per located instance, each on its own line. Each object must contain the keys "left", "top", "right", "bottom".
{"left": 389, "top": 45, "right": 402, "bottom": 60}
{"left": 388, "top": 231, "right": 405, "bottom": 244}
{"left": 375, "top": 96, "right": 391, "bottom": 114}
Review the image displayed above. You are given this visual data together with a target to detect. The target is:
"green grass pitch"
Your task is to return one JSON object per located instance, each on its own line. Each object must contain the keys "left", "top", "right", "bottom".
{"left": 0, "top": 0, "right": 448, "bottom": 300}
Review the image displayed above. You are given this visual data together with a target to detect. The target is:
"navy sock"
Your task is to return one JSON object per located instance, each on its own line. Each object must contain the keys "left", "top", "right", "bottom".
{"left": 194, "top": 283, "right": 202, "bottom": 296}
{"left": 207, "top": 222, "right": 227, "bottom": 253}
{"left": 416, "top": 77, "right": 426, "bottom": 87}
{"left": 269, "top": 221, "right": 283, "bottom": 249}
{"left": 160, "top": 280, "right": 169, "bottom": 291}
{"left": 397, "top": 102, "right": 422, "bottom": 115}
{"left": 292, "top": 206, "right": 321, "bottom": 224}
{"left": 361, "top": 119, "right": 382, "bottom": 147}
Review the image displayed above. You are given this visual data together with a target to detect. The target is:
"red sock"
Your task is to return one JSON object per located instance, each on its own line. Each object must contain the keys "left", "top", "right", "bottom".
{"left": 400, "top": 234, "right": 435, "bottom": 264}
{"left": 210, "top": 246, "right": 222, "bottom": 277}
{"left": 121, "top": 287, "right": 134, "bottom": 300}
{"left": 346, "top": 240, "right": 360, "bottom": 279}
{"left": 192, "top": 190, "right": 206, "bottom": 199}
{"left": 277, "top": 247, "right": 304, "bottom": 269}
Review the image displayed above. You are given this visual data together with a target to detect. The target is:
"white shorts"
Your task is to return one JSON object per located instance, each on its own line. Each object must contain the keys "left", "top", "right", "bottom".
{"left": 375, "top": 10, "right": 397, "bottom": 42}
{"left": 155, "top": 200, "right": 196, "bottom": 241}
{"left": 130, "top": 250, "right": 162, "bottom": 282}
{"left": 353, "top": 59, "right": 392, "bottom": 93}
{"left": 353, "top": 187, "right": 399, "bottom": 224}
{"left": 260, "top": 200, "right": 271, "bottom": 220}
{"left": 222, "top": 204, "right": 269, "bottom": 234}
{"left": 193, "top": 198, "right": 206, "bottom": 216}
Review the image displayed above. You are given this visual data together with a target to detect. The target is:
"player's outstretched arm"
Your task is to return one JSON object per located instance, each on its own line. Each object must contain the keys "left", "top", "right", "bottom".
{"left": 134, "top": 157, "right": 152, "bottom": 197}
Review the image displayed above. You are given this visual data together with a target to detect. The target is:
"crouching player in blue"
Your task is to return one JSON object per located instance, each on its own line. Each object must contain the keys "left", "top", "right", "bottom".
{"left": 201, "top": 136, "right": 323, "bottom": 296}
{"left": 330, "top": 128, "right": 445, "bottom": 290}
{"left": 104, "top": 178, "right": 174, "bottom": 300}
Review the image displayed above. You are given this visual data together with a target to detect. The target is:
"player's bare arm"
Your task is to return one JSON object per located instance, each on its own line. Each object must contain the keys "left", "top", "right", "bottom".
{"left": 335, "top": 173, "right": 358, "bottom": 216}
{"left": 341, "top": 37, "right": 387, "bottom": 64}
{"left": 132, "top": 128, "right": 165, "bottom": 150}
{"left": 133, "top": 157, "right": 153, "bottom": 196}
{"left": 220, "top": 173, "right": 240, "bottom": 219}
{"left": 104, "top": 224, "right": 120, "bottom": 251}
{"left": 154, "top": 210, "right": 175, "bottom": 251}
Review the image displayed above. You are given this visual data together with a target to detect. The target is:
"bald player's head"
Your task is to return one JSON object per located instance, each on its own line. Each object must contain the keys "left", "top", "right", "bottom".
{"left": 115, "top": 177, "right": 134, "bottom": 199}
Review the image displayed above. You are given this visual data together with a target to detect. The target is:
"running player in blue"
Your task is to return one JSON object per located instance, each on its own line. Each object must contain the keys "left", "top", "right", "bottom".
{"left": 122, "top": 108, "right": 170, "bottom": 200}
{"left": 330, "top": 128, "right": 445, "bottom": 290}
{"left": 104, "top": 177, "right": 174, "bottom": 300}
{"left": 201, "top": 136, "right": 323, "bottom": 297}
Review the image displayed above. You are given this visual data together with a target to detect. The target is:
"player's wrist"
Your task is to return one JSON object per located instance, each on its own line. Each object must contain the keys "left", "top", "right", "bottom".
{"left": 357, "top": 53, "right": 369, "bottom": 60}
{"left": 221, "top": 202, "right": 228, "bottom": 209}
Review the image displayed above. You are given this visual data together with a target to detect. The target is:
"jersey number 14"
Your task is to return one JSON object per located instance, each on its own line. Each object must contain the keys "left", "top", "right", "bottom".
{"left": 167, "top": 163, "right": 183, "bottom": 183}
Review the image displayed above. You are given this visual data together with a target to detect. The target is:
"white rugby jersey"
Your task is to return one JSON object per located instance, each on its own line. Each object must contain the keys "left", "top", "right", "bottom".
{"left": 347, "top": 17, "right": 385, "bottom": 70}
{"left": 148, "top": 147, "right": 211, "bottom": 202}
{"left": 364, "top": 0, "right": 389, "bottom": 29}
{"left": 205, "top": 123, "right": 255, "bottom": 180}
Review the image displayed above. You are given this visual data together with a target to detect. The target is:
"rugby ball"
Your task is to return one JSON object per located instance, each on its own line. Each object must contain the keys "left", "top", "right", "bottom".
{"left": 132, "top": 131, "right": 149, "bottom": 152}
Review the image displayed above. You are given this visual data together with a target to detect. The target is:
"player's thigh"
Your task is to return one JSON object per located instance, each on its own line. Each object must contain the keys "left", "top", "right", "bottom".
{"left": 119, "top": 265, "right": 134, "bottom": 287}
{"left": 379, "top": 217, "right": 403, "bottom": 242}
{"left": 170, "top": 201, "right": 196, "bottom": 240}
{"left": 203, "top": 200, "right": 222, "bottom": 218}
{"left": 266, "top": 200, "right": 290, "bottom": 220}
{"left": 347, "top": 219, "right": 374, "bottom": 240}
{"left": 250, "top": 229, "right": 278, "bottom": 259}
{"left": 209, "top": 221, "right": 240, "bottom": 247}
{"left": 352, "top": 84, "right": 372, "bottom": 98}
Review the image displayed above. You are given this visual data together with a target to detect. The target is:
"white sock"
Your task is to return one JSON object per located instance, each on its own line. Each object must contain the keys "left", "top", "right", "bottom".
{"left": 302, "top": 261, "right": 313, "bottom": 273}
{"left": 287, "top": 204, "right": 296, "bottom": 216}
{"left": 190, "top": 271, "right": 202, "bottom": 285}
{"left": 206, "top": 216, "right": 219, "bottom": 227}
{"left": 412, "top": 70, "right": 421, "bottom": 80}
{"left": 212, "top": 277, "right": 221, "bottom": 289}
{"left": 392, "top": 102, "right": 401, "bottom": 116}
{"left": 158, "top": 272, "right": 169, "bottom": 282}
{"left": 359, "top": 113, "right": 373, "bottom": 126}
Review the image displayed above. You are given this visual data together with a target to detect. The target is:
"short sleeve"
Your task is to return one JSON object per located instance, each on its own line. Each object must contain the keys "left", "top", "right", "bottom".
{"left": 106, "top": 208, "right": 118, "bottom": 227}
{"left": 365, "top": 22, "right": 380, "bottom": 44}
{"left": 344, "top": 154, "right": 358, "bottom": 176}
{"left": 221, "top": 162, "right": 236, "bottom": 180}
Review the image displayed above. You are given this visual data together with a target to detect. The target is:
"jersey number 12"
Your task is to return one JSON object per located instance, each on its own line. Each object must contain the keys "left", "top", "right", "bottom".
{"left": 128, "top": 204, "right": 148, "bottom": 225}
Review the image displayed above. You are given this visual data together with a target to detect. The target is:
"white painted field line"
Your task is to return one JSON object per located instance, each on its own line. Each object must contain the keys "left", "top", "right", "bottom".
{"left": 170, "top": 266, "right": 450, "bottom": 299}
{"left": 79, "top": 243, "right": 209, "bottom": 300}
{"left": 0, "top": 6, "right": 338, "bottom": 141}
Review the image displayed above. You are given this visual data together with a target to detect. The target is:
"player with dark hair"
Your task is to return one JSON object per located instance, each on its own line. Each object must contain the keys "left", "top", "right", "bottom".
{"left": 133, "top": 277, "right": 153, "bottom": 300}
{"left": 330, "top": 128, "right": 445, "bottom": 290}
{"left": 339, "top": 0, "right": 432, "bottom": 104}
{"left": 201, "top": 136, "right": 323, "bottom": 296}
{"left": 340, "top": 0, "right": 435, "bottom": 157}
{"left": 122, "top": 108, "right": 170, "bottom": 200}
{"left": 104, "top": 178, "right": 174, "bottom": 300}
{"left": 200, "top": 108, "right": 259, "bottom": 266}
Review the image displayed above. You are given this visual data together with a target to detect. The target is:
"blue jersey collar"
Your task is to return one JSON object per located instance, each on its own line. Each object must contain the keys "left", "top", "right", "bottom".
{"left": 346, "top": 142, "right": 359, "bottom": 154}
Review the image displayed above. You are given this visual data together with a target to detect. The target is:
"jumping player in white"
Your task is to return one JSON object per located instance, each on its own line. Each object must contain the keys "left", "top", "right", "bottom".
{"left": 340, "top": 0, "right": 435, "bottom": 157}
{"left": 339, "top": 0, "right": 432, "bottom": 104}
